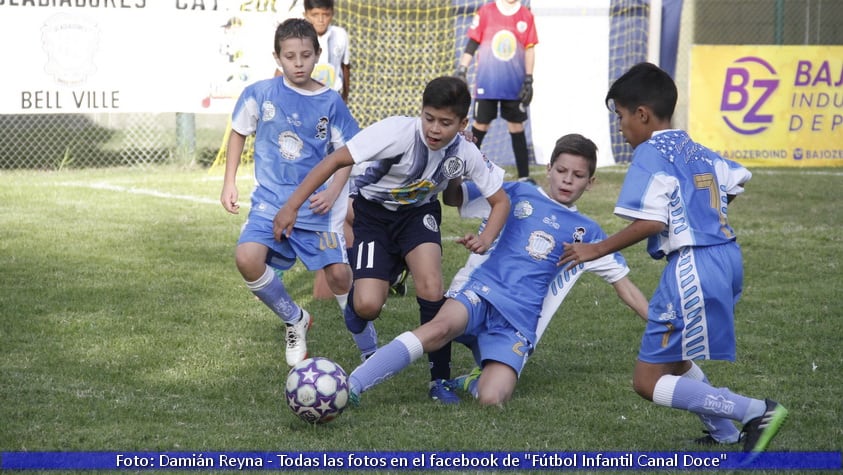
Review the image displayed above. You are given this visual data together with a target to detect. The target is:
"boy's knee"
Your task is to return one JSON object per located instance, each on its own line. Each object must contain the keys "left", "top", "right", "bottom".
{"left": 475, "top": 387, "right": 510, "bottom": 407}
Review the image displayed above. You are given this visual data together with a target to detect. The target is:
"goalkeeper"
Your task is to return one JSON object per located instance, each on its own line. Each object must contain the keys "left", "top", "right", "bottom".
{"left": 456, "top": 0, "right": 538, "bottom": 183}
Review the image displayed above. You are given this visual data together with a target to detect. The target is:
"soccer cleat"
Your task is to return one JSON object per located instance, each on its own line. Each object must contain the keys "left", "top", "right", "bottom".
{"left": 285, "top": 309, "right": 312, "bottom": 366}
{"left": 389, "top": 268, "right": 409, "bottom": 297}
{"left": 741, "top": 399, "right": 789, "bottom": 453}
{"left": 694, "top": 430, "right": 742, "bottom": 446}
{"left": 348, "top": 389, "right": 360, "bottom": 408}
{"left": 428, "top": 379, "right": 460, "bottom": 405}
{"left": 448, "top": 366, "right": 482, "bottom": 394}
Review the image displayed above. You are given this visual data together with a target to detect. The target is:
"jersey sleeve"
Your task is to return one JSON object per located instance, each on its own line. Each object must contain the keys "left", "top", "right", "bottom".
{"left": 345, "top": 116, "right": 412, "bottom": 164}
{"left": 613, "top": 144, "right": 673, "bottom": 224}
{"left": 716, "top": 157, "right": 752, "bottom": 196}
{"left": 230, "top": 84, "right": 259, "bottom": 136}
{"left": 583, "top": 252, "right": 630, "bottom": 284}
{"left": 461, "top": 143, "right": 505, "bottom": 198}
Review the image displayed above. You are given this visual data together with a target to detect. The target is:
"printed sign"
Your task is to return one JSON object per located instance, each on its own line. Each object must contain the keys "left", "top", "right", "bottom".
{"left": 0, "top": 1, "right": 298, "bottom": 114}
{"left": 690, "top": 45, "right": 842, "bottom": 167}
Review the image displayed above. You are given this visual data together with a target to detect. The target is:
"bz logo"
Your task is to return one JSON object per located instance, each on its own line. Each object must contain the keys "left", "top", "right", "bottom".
{"left": 720, "top": 57, "right": 779, "bottom": 135}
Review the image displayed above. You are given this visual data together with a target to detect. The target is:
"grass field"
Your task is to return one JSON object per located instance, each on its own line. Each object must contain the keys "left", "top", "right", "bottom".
{"left": 1, "top": 165, "right": 841, "bottom": 474}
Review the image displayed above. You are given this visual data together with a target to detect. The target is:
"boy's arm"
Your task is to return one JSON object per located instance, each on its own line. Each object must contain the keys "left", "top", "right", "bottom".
{"left": 611, "top": 276, "right": 649, "bottom": 322}
{"left": 220, "top": 131, "right": 247, "bottom": 214}
{"left": 457, "top": 188, "right": 509, "bottom": 254}
{"left": 559, "top": 219, "right": 664, "bottom": 270}
{"left": 274, "top": 146, "right": 354, "bottom": 239}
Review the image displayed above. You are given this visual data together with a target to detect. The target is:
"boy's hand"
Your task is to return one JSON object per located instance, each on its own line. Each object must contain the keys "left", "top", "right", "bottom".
{"left": 457, "top": 233, "right": 491, "bottom": 255}
{"left": 273, "top": 205, "right": 298, "bottom": 241}
{"left": 518, "top": 74, "right": 533, "bottom": 107}
{"left": 220, "top": 183, "right": 240, "bottom": 214}
{"left": 559, "top": 242, "right": 598, "bottom": 270}
{"left": 308, "top": 189, "right": 336, "bottom": 215}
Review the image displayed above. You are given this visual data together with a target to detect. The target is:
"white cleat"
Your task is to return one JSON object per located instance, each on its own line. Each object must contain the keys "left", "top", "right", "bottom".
{"left": 285, "top": 309, "right": 311, "bottom": 366}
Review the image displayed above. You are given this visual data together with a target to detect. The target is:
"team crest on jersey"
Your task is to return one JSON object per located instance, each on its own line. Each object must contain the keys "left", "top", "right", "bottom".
{"left": 441, "top": 156, "right": 466, "bottom": 179}
{"left": 262, "top": 101, "right": 276, "bottom": 121}
{"left": 491, "top": 30, "right": 517, "bottom": 61}
{"left": 315, "top": 116, "right": 329, "bottom": 140}
{"left": 513, "top": 200, "right": 533, "bottom": 219}
{"left": 516, "top": 20, "right": 528, "bottom": 34}
{"left": 278, "top": 131, "right": 303, "bottom": 160}
{"left": 525, "top": 230, "right": 555, "bottom": 261}
{"left": 422, "top": 213, "right": 439, "bottom": 232}
{"left": 572, "top": 226, "right": 586, "bottom": 243}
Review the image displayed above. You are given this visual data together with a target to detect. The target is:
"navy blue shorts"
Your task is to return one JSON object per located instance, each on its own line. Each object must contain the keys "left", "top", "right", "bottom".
{"left": 349, "top": 196, "right": 442, "bottom": 281}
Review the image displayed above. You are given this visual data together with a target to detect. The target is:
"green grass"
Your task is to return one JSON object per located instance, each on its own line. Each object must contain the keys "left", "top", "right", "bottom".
{"left": 0, "top": 165, "right": 841, "bottom": 474}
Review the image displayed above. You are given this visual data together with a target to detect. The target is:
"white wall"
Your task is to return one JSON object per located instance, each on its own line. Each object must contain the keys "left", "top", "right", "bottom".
{"left": 529, "top": 0, "right": 615, "bottom": 166}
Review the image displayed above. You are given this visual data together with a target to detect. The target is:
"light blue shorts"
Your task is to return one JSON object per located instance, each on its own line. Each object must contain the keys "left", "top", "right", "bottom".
{"left": 639, "top": 243, "right": 743, "bottom": 363}
{"left": 238, "top": 214, "right": 347, "bottom": 272}
{"left": 453, "top": 291, "right": 533, "bottom": 377}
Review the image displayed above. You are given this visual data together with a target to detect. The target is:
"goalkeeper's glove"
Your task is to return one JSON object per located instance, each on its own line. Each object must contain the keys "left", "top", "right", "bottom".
{"left": 518, "top": 74, "right": 534, "bottom": 107}
{"left": 455, "top": 65, "right": 468, "bottom": 83}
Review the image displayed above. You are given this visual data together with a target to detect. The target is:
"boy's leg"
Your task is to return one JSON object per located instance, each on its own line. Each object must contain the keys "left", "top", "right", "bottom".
{"left": 405, "top": 241, "right": 458, "bottom": 404}
{"left": 501, "top": 101, "right": 532, "bottom": 181}
{"left": 322, "top": 262, "right": 352, "bottom": 311}
{"left": 343, "top": 286, "right": 379, "bottom": 361}
{"left": 311, "top": 269, "right": 334, "bottom": 300}
{"left": 681, "top": 361, "right": 742, "bottom": 444}
{"left": 474, "top": 361, "right": 518, "bottom": 407}
{"left": 348, "top": 302, "right": 468, "bottom": 402}
{"left": 638, "top": 360, "right": 788, "bottom": 452}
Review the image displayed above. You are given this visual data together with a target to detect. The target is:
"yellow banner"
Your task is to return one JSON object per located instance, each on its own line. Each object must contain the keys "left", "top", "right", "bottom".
{"left": 690, "top": 45, "right": 842, "bottom": 167}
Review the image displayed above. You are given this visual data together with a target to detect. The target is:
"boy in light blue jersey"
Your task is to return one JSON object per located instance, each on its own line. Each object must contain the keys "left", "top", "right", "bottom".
{"left": 341, "top": 134, "right": 626, "bottom": 407}
{"left": 560, "top": 62, "right": 787, "bottom": 456}
{"left": 220, "top": 18, "right": 359, "bottom": 367}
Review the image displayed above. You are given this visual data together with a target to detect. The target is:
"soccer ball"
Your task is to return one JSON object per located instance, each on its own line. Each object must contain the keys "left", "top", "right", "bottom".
{"left": 285, "top": 357, "right": 349, "bottom": 424}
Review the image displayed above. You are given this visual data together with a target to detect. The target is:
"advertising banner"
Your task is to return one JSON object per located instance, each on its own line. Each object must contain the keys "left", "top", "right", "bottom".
{"left": 690, "top": 45, "right": 842, "bottom": 167}
{"left": 0, "top": 1, "right": 298, "bottom": 114}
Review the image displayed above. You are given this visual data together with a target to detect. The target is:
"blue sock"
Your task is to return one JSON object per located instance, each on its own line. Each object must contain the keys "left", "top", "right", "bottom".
{"left": 682, "top": 363, "right": 741, "bottom": 443}
{"left": 344, "top": 292, "right": 378, "bottom": 357}
{"left": 349, "top": 331, "right": 423, "bottom": 395}
{"left": 246, "top": 266, "right": 300, "bottom": 324}
{"left": 653, "top": 374, "right": 766, "bottom": 425}
{"left": 352, "top": 321, "right": 378, "bottom": 359}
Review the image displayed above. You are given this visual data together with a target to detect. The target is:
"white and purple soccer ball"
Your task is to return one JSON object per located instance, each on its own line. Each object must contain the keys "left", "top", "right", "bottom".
{"left": 285, "top": 357, "right": 349, "bottom": 424}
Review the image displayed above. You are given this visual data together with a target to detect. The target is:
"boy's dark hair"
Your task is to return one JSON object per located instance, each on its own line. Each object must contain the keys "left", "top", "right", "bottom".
{"left": 422, "top": 76, "right": 472, "bottom": 119}
{"left": 274, "top": 18, "right": 320, "bottom": 55}
{"left": 304, "top": 0, "right": 334, "bottom": 10}
{"left": 605, "top": 62, "right": 677, "bottom": 121}
{"left": 550, "top": 133, "right": 598, "bottom": 177}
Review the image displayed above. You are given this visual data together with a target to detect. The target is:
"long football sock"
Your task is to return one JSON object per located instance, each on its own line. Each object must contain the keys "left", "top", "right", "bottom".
{"left": 418, "top": 297, "right": 450, "bottom": 381}
{"left": 246, "top": 266, "right": 301, "bottom": 324}
{"left": 682, "top": 362, "right": 742, "bottom": 443}
{"left": 510, "top": 131, "right": 530, "bottom": 179}
{"left": 471, "top": 126, "right": 487, "bottom": 148}
{"left": 348, "top": 331, "right": 423, "bottom": 395}
{"left": 344, "top": 290, "right": 378, "bottom": 358}
{"left": 653, "top": 374, "right": 767, "bottom": 424}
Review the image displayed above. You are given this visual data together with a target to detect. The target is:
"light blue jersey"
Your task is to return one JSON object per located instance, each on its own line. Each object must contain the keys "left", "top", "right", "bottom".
{"left": 616, "top": 130, "right": 752, "bottom": 362}
{"left": 231, "top": 77, "right": 359, "bottom": 233}
{"left": 614, "top": 130, "right": 752, "bottom": 260}
{"left": 447, "top": 180, "right": 630, "bottom": 344}
{"left": 456, "top": 181, "right": 610, "bottom": 345}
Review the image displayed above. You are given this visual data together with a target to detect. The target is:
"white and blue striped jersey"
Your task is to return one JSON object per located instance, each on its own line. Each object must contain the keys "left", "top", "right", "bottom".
{"left": 448, "top": 180, "right": 629, "bottom": 343}
{"left": 346, "top": 116, "right": 503, "bottom": 211}
{"left": 456, "top": 181, "right": 614, "bottom": 345}
{"left": 231, "top": 77, "right": 359, "bottom": 233}
{"left": 312, "top": 25, "right": 350, "bottom": 94}
{"left": 615, "top": 130, "right": 752, "bottom": 259}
